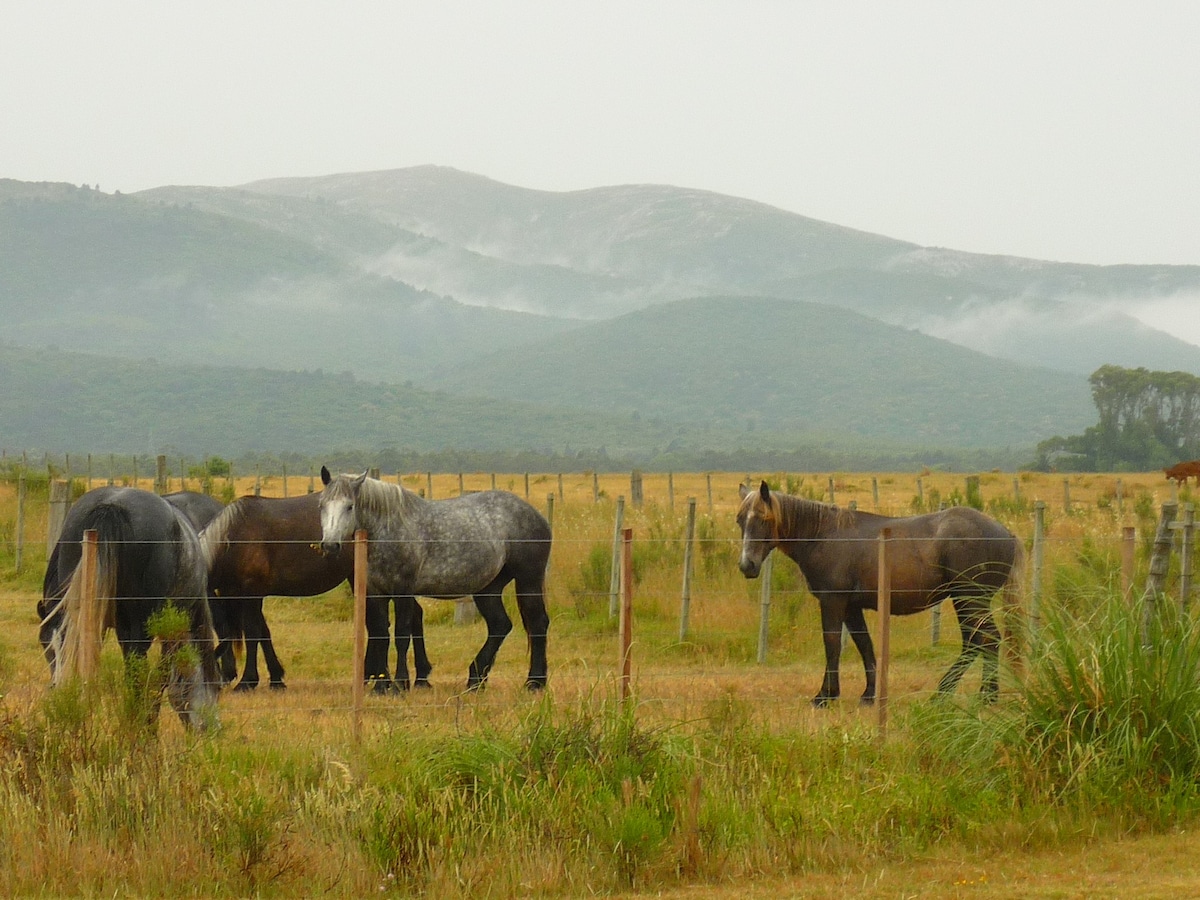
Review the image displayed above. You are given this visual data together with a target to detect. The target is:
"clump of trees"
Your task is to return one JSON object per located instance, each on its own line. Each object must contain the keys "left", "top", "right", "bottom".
{"left": 1034, "top": 365, "right": 1200, "bottom": 471}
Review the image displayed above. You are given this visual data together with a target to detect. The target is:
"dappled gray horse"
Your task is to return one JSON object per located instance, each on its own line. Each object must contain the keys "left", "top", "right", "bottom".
{"left": 319, "top": 467, "right": 552, "bottom": 689}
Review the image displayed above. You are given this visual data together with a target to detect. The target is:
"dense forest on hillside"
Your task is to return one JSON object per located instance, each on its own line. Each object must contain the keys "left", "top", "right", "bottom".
{"left": 0, "top": 344, "right": 1031, "bottom": 472}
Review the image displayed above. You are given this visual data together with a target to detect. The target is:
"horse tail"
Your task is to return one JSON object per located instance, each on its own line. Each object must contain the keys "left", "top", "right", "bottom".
{"left": 999, "top": 536, "right": 1028, "bottom": 674}
{"left": 49, "top": 504, "right": 132, "bottom": 684}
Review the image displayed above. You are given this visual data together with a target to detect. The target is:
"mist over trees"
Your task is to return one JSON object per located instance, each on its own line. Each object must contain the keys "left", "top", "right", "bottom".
{"left": 1034, "top": 365, "right": 1200, "bottom": 471}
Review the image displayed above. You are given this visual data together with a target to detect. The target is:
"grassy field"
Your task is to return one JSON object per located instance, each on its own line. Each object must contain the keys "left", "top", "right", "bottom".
{"left": 0, "top": 469, "right": 1197, "bottom": 897}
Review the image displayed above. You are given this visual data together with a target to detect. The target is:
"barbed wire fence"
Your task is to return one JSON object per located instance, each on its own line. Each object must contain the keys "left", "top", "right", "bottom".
{"left": 2, "top": 462, "right": 1197, "bottom": 740}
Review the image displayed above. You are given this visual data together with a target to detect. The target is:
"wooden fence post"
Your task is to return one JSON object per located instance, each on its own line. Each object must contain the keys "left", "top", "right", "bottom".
{"left": 679, "top": 498, "right": 697, "bottom": 642}
{"left": 619, "top": 528, "right": 633, "bottom": 702}
{"left": 756, "top": 554, "right": 773, "bottom": 664}
{"left": 352, "top": 529, "right": 368, "bottom": 743}
{"left": 46, "top": 479, "right": 71, "bottom": 554}
{"left": 1121, "top": 526, "right": 1136, "bottom": 602}
{"left": 14, "top": 474, "right": 26, "bottom": 574}
{"left": 1031, "top": 501, "right": 1045, "bottom": 639}
{"left": 155, "top": 455, "right": 167, "bottom": 494}
{"left": 608, "top": 496, "right": 626, "bottom": 618}
{"left": 77, "top": 529, "right": 100, "bottom": 680}
{"left": 1142, "top": 501, "right": 1178, "bottom": 646}
{"left": 878, "top": 527, "right": 892, "bottom": 742}
{"left": 1180, "top": 504, "right": 1194, "bottom": 611}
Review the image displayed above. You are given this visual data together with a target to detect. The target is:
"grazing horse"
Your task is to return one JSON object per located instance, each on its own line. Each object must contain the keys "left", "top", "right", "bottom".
{"left": 319, "top": 466, "right": 552, "bottom": 690}
{"left": 39, "top": 486, "right": 220, "bottom": 729}
{"left": 199, "top": 491, "right": 430, "bottom": 691}
{"left": 736, "top": 481, "right": 1024, "bottom": 706}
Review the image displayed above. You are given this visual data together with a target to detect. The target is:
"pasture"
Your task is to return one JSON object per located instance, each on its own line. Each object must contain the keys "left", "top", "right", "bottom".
{"left": 1, "top": 468, "right": 1198, "bottom": 897}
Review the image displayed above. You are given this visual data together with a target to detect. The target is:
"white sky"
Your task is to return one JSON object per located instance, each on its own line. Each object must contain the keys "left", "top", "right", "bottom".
{"left": 2, "top": 2, "right": 1199, "bottom": 267}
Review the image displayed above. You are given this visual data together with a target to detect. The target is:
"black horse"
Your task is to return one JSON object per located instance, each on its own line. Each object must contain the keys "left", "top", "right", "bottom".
{"left": 737, "top": 481, "right": 1025, "bottom": 706}
{"left": 200, "top": 490, "right": 430, "bottom": 692}
{"left": 39, "top": 486, "right": 220, "bottom": 729}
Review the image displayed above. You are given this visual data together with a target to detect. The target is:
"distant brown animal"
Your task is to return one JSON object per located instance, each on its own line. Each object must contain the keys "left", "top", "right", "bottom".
{"left": 1164, "top": 460, "right": 1200, "bottom": 486}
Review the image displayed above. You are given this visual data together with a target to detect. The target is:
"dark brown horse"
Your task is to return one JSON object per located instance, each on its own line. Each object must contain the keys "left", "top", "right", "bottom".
{"left": 737, "top": 482, "right": 1024, "bottom": 706}
{"left": 200, "top": 491, "right": 430, "bottom": 692}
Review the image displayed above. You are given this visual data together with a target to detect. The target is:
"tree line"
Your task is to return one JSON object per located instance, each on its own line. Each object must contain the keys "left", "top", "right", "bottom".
{"left": 1034, "top": 364, "right": 1200, "bottom": 471}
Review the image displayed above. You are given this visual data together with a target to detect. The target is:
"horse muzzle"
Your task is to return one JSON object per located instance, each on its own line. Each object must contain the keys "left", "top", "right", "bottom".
{"left": 318, "top": 539, "right": 343, "bottom": 557}
{"left": 738, "top": 557, "right": 761, "bottom": 579}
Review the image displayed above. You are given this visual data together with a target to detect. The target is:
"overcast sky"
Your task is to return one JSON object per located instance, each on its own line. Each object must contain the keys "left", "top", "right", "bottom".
{"left": 3, "top": 2, "right": 1198, "bottom": 267}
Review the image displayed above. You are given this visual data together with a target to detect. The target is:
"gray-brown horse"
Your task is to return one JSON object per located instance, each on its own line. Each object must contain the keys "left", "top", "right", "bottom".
{"left": 737, "top": 481, "right": 1024, "bottom": 706}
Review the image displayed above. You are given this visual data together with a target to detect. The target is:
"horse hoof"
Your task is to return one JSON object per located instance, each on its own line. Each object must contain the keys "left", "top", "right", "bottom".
{"left": 859, "top": 697, "right": 876, "bottom": 707}
{"left": 369, "top": 678, "right": 396, "bottom": 695}
{"left": 414, "top": 679, "right": 433, "bottom": 689}
{"left": 525, "top": 680, "right": 546, "bottom": 692}
{"left": 811, "top": 697, "right": 833, "bottom": 709}
{"left": 233, "top": 681, "right": 258, "bottom": 693}
{"left": 269, "top": 682, "right": 287, "bottom": 691}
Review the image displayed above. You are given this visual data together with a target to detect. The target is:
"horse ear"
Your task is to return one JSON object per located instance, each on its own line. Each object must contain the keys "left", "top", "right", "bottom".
{"left": 320, "top": 465, "right": 332, "bottom": 486}
{"left": 352, "top": 470, "right": 368, "bottom": 488}
{"left": 759, "top": 480, "right": 770, "bottom": 503}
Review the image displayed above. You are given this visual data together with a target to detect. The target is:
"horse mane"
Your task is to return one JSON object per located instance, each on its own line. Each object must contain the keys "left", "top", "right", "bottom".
{"left": 198, "top": 499, "right": 248, "bottom": 568}
{"left": 746, "top": 489, "right": 852, "bottom": 540}
{"left": 352, "top": 475, "right": 414, "bottom": 528}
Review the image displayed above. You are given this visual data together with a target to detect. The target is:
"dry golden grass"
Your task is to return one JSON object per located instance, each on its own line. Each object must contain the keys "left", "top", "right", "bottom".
{"left": 1, "top": 469, "right": 1196, "bottom": 897}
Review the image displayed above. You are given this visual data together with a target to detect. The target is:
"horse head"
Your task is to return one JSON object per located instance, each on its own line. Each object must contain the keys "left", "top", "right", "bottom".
{"left": 318, "top": 466, "right": 368, "bottom": 554}
{"left": 736, "top": 480, "right": 779, "bottom": 578}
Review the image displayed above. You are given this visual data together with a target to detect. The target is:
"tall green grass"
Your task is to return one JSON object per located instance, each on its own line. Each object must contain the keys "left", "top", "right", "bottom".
{"left": 912, "top": 586, "right": 1200, "bottom": 827}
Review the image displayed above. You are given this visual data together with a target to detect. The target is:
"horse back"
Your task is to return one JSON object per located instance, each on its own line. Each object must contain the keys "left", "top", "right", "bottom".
{"left": 797, "top": 506, "right": 1016, "bottom": 614}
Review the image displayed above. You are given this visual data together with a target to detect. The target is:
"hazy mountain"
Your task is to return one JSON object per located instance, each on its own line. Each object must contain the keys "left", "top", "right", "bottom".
{"left": 244, "top": 166, "right": 1200, "bottom": 376}
{"left": 3, "top": 167, "right": 1198, "bottom": 460}
{"left": 0, "top": 179, "right": 573, "bottom": 381}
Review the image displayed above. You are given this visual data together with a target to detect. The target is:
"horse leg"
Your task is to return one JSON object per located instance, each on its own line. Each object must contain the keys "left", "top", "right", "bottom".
{"left": 513, "top": 569, "right": 551, "bottom": 690}
{"left": 209, "top": 597, "right": 240, "bottom": 685}
{"left": 391, "top": 596, "right": 414, "bottom": 690}
{"left": 410, "top": 600, "right": 433, "bottom": 688}
{"left": 844, "top": 604, "right": 877, "bottom": 706}
{"left": 253, "top": 600, "right": 287, "bottom": 690}
{"left": 939, "top": 598, "right": 996, "bottom": 698}
{"left": 364, "top": 595, "right": 395, "bottom": 693}
{"left": 235, "top": 600, "right": 264, "bottom": 692}
{"left": 467, "top": 578, "right": 514, "bottom": 690}
{"left": 814, "top": 598, "right": 848, "bottom": 707}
